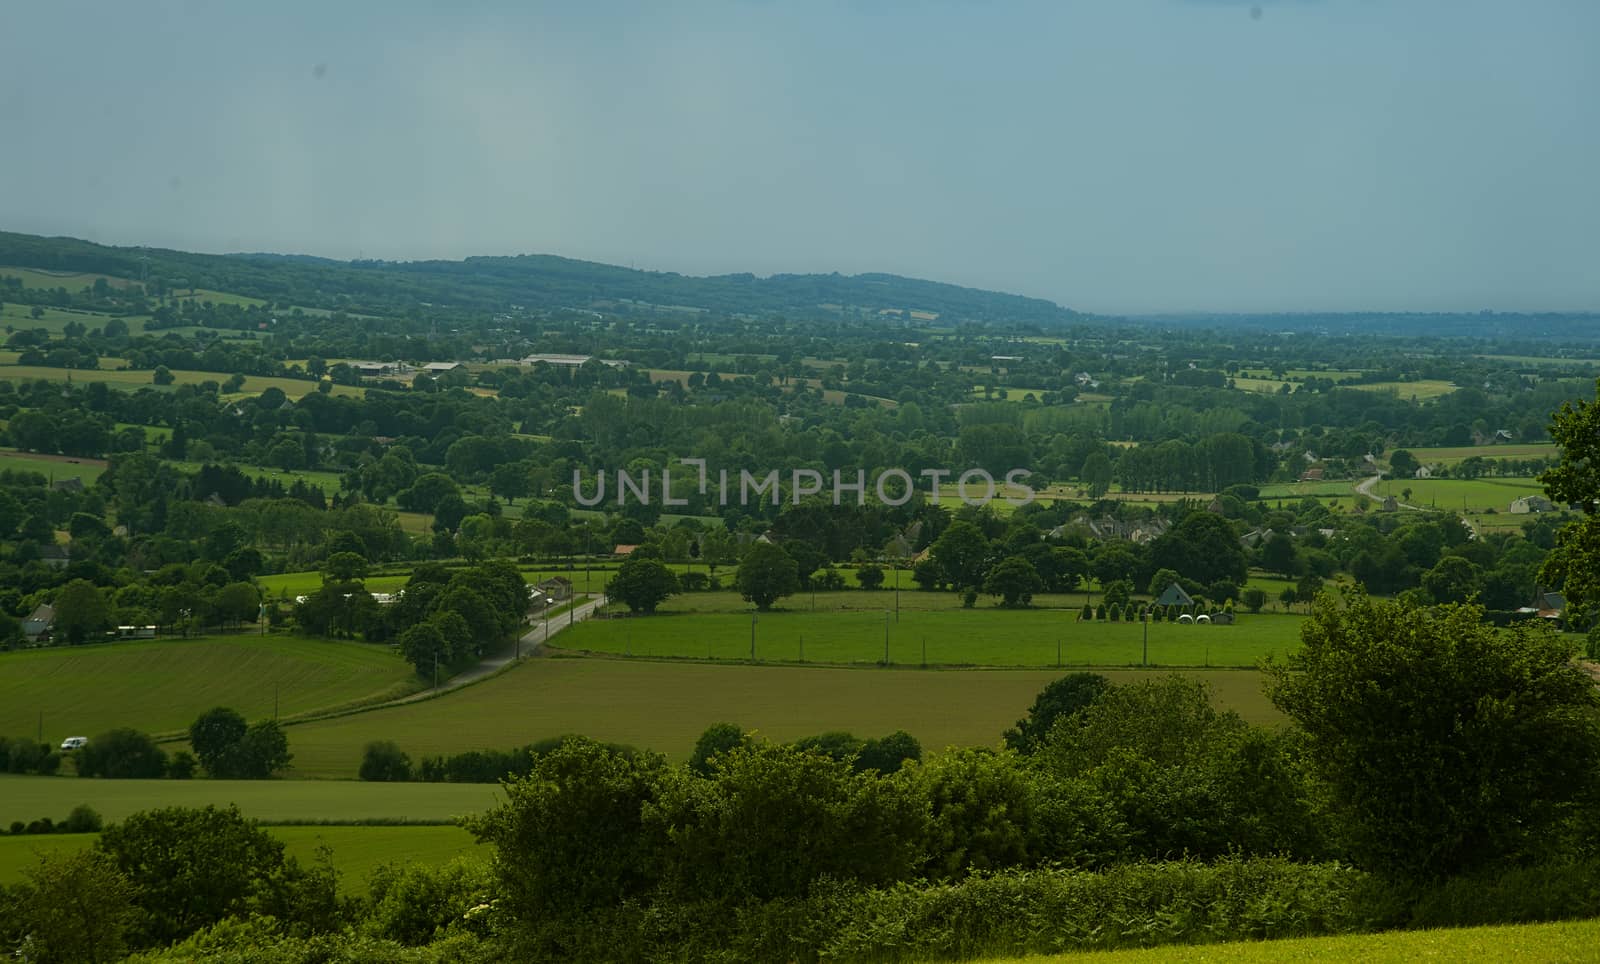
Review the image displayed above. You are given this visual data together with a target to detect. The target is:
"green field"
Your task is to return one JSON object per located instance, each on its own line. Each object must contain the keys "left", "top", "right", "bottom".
{"left": 1371, "top": 476, "right": 1547, "bottom": 512}
{"left": 0, "top": 303, "right": 137, "bottom": 334}
{"left": 0, "top": 773, "right": 499, "bottom": 825}
{"left": 0, "top": 363, "right": 363, "bottom": 399}
{"left": 0, "top": 449, "right": 107, "bottom": 483}
{"left": 0, "top": 635, "right": 419, "bottom": 741}
{"left": 0, "top": 824, "right": 481, "bottom": 895}
{"left": 1348, "top": 379, "right": 1458, "bottom": 399}
{"left": 996, "top": 916, "right": 1600, "bottom": 962}
{"left": 556, "top": 602, "right": 1302, "bottom": 668}
{"left": 282, "top": 658, "right": 1280, "bottom": 778}
{"left": 1404, "top": 443, "right": 1557, "bottom": 465}
{"left": 971, "top": 386, "right": 1056, "bottom": 402}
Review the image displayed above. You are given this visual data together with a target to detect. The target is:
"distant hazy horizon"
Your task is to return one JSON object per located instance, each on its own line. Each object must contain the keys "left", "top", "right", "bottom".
{"left": 2, "top": 1, "right": 1595, "bottom": 315}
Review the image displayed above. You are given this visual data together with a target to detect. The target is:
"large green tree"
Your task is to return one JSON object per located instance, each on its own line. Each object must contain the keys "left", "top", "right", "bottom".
{"left": 1002, "top": 672, "right": 1111, "bottom": 754}
{"left": 95, "top": 805, "right": 286, "bottom": 946}
{"left": 1540, "top": 383, "right": 1600, "bottom": 624}
{"left": 53, "top": 579, "right": 112, "bottom": 644}
{"left": 983, "top": 555, "right": 1043, "bottom": 607}
{"left": 736, "top": 541, "right": 800, "bottom": 611}
{"left": 1148, "top": 512, "right": 1247, "bottom": 587}
{"left": 608, "top": 556, "right": 680, "bottom": 614}
{"left": 15, "top": 850, "right": 137, "bottom": 964}
{"left": 928, "top": 520, "right": 991, "bottom": 590}
{"left": 1266, "top": 593, "right": 1600, "bottom": 879}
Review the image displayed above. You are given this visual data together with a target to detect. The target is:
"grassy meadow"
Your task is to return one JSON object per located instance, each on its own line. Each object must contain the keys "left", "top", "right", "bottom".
{"left": 0, "top": 635, "right": 418, "bottom": 740}
{"left": 0, "top": 825, "right": 481, "bottom": 895}
{"left": 995, "top": 916, "right": 1600, "bottom": 963}
{"left": 557, "top": 596, "right": 1303, "bottom": 668}
{"left": 1348, "top": 379, "right": 1458, "bottom": 399}
{"left": 281, "top": 658, "right": 1280, "bottom": 778}
{"left": 1370, "top": 476, "right": 1547, "bottom": 512}
{"left": 0, "top": 448, "right": 107, "bottom": 483}
{"left": 0, "top": 773, "right": 498, "bottom": 825}
{"left": 1404, "top": 443, "right": 1557, "bottom": 465}
{"left": 0, "top": 362, "right": 363, "bottom": 399}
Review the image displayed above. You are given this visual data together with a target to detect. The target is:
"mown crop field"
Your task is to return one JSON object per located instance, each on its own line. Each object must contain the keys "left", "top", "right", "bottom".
{"left": 0, "top": 449, "right": 107, "bottom": 484}
{"left": 557, "top": 600, "right": 1302, "bottom": 669}
{"left": 997, "top": 916, "right": 1600, "bottom": 963}
{"left": 1347, "top": 379, "right": 1458, "bottom": 399}
{"left": 1404, "top": 443, "right": 1557, "bottom": 465}
{"left": 0, "top": 824, "right": 481, "bottom": 895}
{"left": 283, "top": 658, "right": 1280, "bottom": 778}
{"left": 0, "top": 773, "right": 499, "bottom": 825}
{"left": 0, "top": 363, "right": 363, "bottom": 399}
{"left": 0, "top": 635, "right": 418, "bottom": 740}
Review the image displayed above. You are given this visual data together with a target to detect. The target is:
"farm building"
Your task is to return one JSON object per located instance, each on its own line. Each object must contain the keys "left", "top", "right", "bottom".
{"left": 1509, "top": 495, "right": 1556, "bottom": 514}
{"left": 1154, "top": 583, "right": 1194, "bottom": 608}
{"left": 22, "top": 604, "right": 54, "bottom": 642}
{"left": 522, "top": 353, "right": 630, "bottom": 368}
{"left": 537, "top": 576, "right": 573, "bottom": 601}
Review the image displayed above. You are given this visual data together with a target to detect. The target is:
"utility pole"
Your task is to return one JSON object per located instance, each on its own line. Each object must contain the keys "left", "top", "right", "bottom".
{"left": 1142, "top": 610, "right": 1149, "bottom": 667}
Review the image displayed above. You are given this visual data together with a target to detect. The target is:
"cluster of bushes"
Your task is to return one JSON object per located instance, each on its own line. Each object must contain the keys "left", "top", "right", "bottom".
{"left": 1076, "top": 600, "right": 1236, "bottom": 622}
{"left": 76, "top": 728, "right": 195, "bottom": 779}
{"left": 0, "top": 805, "right": 344, "bottom": 962}
{"left": 0, "top": 736, "right": 61, "bottom": 775}
{"left": 55, "top": 708, "right": 288, "bottom": 782}
{"left": 2, "top": 805, "right": 102, "bottom": 836}
{"left": 361, "top": 728, "right": 921, "bottom": 784}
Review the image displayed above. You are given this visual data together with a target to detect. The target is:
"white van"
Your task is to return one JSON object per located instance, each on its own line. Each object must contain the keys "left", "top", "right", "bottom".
{"left": 59, "top": 736, "right": 88, "bottom": 751}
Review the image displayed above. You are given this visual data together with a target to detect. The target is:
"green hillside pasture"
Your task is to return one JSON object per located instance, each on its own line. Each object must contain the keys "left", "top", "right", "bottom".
{"left": 1230, "top": 376, "right": 1292, "bottom": 394}
{"left": 0, "top": 449, "right": 107, "bottom": 484}
{"left": 0, "top": 363, "right": 362, "bottom": 399}
{"left": 1347, "top": 379, "right": 1457, "bottom": 399}
{"left": 0, "top": 302, "right": 136, "bottom": 334}
{"left": 0, "top": 266, "right": 140, "bottom": 291}
{"left": 283, "top": 659, "right": 1280, "bottom": 778}
{"left": 169, "top": 287, "right": 268, "bottom": 308}
{"left": 1371, "top": 476, "right": 1546, "bottom": 512}
{"left": 552, "top": 606, "right": 1301, "bottom": 668}
{"left": 0, "top": 825, "right": 480, "bottom": 895}
{"left": 1403, "top": 443, "right": 1557, "bottom": 466}
{"left": 994, "top": 916, "right": 1600, "bottom": 963}
{"left": 0, "top": 635, "right": 419, "bottom": 741}
{"left": 0, "top": 772, "right": 496, "bottom": 824}
{"left": 166, "top": 460, "right": 351, "bottom": 497}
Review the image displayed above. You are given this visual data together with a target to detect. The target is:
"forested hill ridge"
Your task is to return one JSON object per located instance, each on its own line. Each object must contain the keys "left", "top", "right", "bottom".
{"left": 0, "top": 231, "right": 1084, "bottom": 327}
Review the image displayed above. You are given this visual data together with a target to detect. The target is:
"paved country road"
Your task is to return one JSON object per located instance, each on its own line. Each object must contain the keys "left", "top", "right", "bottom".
{"left": 356, "top": 593, "right": 609, "bottom": 709}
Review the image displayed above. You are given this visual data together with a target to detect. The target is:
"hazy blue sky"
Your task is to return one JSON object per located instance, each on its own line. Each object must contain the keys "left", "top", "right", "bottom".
{"left": 1, "top": 1, "right": 1595, "bottom": 313}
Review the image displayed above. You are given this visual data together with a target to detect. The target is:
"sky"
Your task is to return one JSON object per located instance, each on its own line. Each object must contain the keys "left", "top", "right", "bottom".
{"left": 0, "top": 0, "right": 1595, "bottom": 315}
